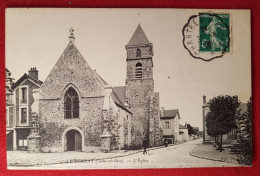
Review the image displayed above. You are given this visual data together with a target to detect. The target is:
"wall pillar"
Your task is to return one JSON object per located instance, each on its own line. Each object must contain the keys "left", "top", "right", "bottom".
{"left": 27, "top": 113, "right": 41, "bottom": 152}
{"left": 27, "top": 89, "right": 41, "bottom": 152}
{"left": 13, "top": 129, "right": 17, "bottom": 151}
{"left": 100, "top": 129, "right": 112, "bottom": 152}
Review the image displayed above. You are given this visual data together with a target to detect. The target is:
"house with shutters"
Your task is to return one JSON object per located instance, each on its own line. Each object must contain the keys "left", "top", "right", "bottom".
{"left": 6, "top": 67, "right": 43, "bottom": 151}
{"left": 160, "top": 109, "right": 180, "bottom": 144}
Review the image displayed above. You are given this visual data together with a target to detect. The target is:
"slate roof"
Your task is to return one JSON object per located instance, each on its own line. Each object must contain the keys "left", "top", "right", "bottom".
{"left": 179, "top": 124, "right": 187, "bottom": 129}
{"left": 126, "top": 24, "right": 151, "bottom": 47}
{"left": 112, "top": 86, "right": 132, "bottom": 114}
{"left": 112, "top": 86, "right": 126, "bottom": 104}
{"left": 161, "top": 109, "right": 180, "bottom": 119}
{"left": 12, "top": 73, "right": 43, "bottom": 89}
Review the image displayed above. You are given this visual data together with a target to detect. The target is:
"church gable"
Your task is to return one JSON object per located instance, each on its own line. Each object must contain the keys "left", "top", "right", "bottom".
{"left": 40, "top": 42, "right": 104, "bottom": 99}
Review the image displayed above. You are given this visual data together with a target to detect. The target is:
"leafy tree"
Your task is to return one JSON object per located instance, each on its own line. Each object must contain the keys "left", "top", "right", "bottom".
{"left": 206, "top": 112, "right": 219, "bottom": 144}
{"left": 187, "top": 124, "right": 195, "bottom": 135}
{"left": 205, "top": 95, "right": 240, "bottom": 152}
{"left": 187, "top": 124, "right": 197, "bottom": 135}
{"left": 232, "top": 97, "right": 252, "bottom": 165}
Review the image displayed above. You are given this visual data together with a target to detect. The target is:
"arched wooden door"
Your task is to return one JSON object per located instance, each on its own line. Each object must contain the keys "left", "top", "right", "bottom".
{"left": 66, "top": 130, "right": 82, "bottom": 151}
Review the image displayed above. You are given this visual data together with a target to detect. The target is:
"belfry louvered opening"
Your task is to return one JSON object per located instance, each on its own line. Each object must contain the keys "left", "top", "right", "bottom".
{"left": 135, "top": 62, "right": 143, "bottom": 78}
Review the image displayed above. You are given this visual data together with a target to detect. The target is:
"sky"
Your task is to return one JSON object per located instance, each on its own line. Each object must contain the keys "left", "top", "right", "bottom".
{"left": 6, "top": 9, "right": 251, "bottom": 130}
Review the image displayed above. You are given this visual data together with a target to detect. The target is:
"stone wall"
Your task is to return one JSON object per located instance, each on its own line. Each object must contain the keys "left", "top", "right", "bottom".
{"left": 126, "top": 45, "right": 153, "bottom": 60}
{"left": 126, "top": 78, "right": 154, "bottom": 146}
{"left": 126, "top": 58, "right": 153, "bottom": 80}
{"left": 38, "top": 42, "right": 107, "bottom": 152}
{"left": 40, "top": 44, "right": 104, "bottom": 99}
{"left": 39, "top": 97, "right": 104, "bottom": 152}
{"left": 153, "top": 92, "right": 162, "bottom": 146}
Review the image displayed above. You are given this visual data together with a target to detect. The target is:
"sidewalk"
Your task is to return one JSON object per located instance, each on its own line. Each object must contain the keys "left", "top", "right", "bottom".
{"left": 190, "top": 143, "right": 238, "bottom": 164}
{"left": 7, "top": 143, "right": 173, "bottom": 167}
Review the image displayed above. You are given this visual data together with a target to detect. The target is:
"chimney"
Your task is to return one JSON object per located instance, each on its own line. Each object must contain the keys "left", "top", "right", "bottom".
{"left": 29, "top": 67, "right": 39, "bottom": 80}
{"left": 203, "top": 95, "right": 206, "bottom": 104}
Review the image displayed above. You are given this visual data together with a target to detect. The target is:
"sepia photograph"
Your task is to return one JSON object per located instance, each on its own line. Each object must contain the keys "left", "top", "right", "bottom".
{"left": 5, "top": 8, "right": 252, "bottom": 169}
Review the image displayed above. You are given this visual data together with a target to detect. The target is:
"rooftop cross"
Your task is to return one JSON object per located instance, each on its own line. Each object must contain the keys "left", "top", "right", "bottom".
{"left": 69, "top": 27, "right": 74, "bottom": 37}
{"left": 69, "top": 27, "right": 75, "bottom": 43}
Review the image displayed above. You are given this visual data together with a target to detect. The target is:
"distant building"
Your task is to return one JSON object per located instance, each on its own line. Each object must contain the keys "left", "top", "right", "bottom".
{"left": 178, "top": 124, "right": 188, "bottom": 142}
{"left": 202, "top": 95, "right": 212, "bottom": 143}
{"left": 160, "top": 109, "right": 180, "bottom": 144}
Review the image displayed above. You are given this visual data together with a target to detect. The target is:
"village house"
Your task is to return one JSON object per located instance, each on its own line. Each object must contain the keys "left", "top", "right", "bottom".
{"left": 6, "top": 67, "right": 42, "bottom": 151}
{"left": 178, "top": 124, "right": 189, "bottom": 142}
{"left": 160, "top": 109, "right": 180, "bottom": 144}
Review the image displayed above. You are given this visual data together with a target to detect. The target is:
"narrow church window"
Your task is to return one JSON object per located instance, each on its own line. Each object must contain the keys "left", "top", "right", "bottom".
{"left": 136, "top": 48, "right": 141, "bottom": 57}
{"left": 135, "top": 62, "right": 143, "bottom": 78}
{"left": 64, "top": 87, "right": 79, "bottom": 119}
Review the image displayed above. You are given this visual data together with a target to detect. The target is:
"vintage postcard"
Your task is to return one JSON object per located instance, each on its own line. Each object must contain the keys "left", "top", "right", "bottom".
{"left": 5, "top": 8, "right": 251, "bottom": 169}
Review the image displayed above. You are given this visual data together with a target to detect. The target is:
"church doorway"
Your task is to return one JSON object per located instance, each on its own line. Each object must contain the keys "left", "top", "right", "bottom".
{"left": 66, "top": 129, "right": 82, "bottom": 151}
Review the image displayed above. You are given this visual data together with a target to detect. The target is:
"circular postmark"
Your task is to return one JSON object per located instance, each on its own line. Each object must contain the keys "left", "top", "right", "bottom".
{"left": 183, "top": 13, "right": 230, "bottom": 61}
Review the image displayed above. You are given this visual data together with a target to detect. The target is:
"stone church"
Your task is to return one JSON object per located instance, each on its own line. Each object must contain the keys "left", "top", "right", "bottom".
{"left": 26, "top": 24, "right": 162, "bottom": 152}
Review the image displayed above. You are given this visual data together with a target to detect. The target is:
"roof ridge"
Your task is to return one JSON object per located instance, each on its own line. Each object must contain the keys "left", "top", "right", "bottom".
{"left": 12, "top": 73, "right": 42, "bottom": 89}
{"left": 94, "top": 71, "right": 109, "bottom": 86}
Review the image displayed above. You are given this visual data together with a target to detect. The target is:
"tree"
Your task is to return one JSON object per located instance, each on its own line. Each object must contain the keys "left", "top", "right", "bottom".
{"left": 205, "top": 95, "right": 240, "bottom": 152}
{"left": 206, "top": 112, "right": 219, "bottom": 144}
{"left": 232, "top": 97, "right": 252, "bottom": 165}
{"left": 187, "top": 124, "right": 195, "bottom": 136}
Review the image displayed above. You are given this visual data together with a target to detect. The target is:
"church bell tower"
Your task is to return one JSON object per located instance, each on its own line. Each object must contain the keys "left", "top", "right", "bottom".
{"left": 125, "top": 24, "right": 155, "bottom": 146}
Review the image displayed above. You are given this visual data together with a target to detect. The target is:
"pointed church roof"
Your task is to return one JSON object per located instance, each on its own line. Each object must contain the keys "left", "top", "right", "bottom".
{"left": 126, "top": 24, "right": 151, "bottom": 47}
{"left": 40, "top": 29, "right": 108, "bottom": 99}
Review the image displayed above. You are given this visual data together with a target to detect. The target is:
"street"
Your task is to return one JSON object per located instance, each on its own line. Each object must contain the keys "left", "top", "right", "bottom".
{"left": 9, "top": 139, "right": 239, "bottom": 169}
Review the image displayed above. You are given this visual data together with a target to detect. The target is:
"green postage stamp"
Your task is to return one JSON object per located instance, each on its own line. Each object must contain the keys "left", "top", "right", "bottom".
{"left": 183, "top": 12, "right": 231, "bottom": 61}
{"left": 199, "top": 13, "right": 230, "bottom": 52}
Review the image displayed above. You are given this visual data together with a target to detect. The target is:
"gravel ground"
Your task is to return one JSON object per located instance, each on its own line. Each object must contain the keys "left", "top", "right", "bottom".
{"left": 7, "top": 144, "right": 170, "bottom": 167}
